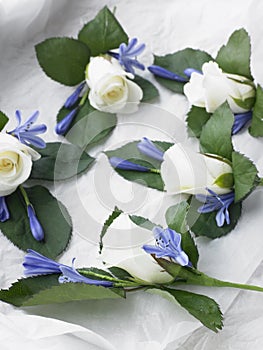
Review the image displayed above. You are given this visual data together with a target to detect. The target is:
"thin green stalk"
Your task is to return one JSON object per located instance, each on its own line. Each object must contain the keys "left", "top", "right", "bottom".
{"left": 79, "top": 89, "right": 89, "bottom": 106}
{"left": 19, "top": 185, "right": 30, "bottom": 206}
{"left": 149, "top": 168, "right": 161, "bottom": 174}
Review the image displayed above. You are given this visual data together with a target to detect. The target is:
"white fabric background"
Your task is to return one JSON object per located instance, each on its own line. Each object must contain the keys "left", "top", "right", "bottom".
{"left": 0, "top": 0, "right": 263, "bottom": 349}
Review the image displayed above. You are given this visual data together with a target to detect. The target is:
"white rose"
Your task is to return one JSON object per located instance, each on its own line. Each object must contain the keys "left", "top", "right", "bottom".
{"left": 100, "top": 215, "right": 173, "bottom": 284}
{"left": 184, "top": 61, "right": 255, "bottom": 114}
{"left": 86, "top": 56, "right": 143, "bottom": 114}
{"left": 0, "top": 133, "right": 40, "bottom": 196}
{"left": 161, "top": 144, "right": 233, "bottom": 195}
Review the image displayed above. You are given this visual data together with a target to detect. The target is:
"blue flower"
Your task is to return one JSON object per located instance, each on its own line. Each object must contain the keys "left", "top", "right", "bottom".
{"left": 23, "top": 249, "right": 62, "bottom": 276}
{"left": 23, "top": 250, "right": 113, "bottom": 287}
{"left": 55, "top": 107, "right": 79, "bottom": 135}
{"left": 137, "top": 137, "right": 164, "bottom": 161}
{"left": 0, "top": 196, "right": 9, "bottom": 222}
{"left": 143, "top": 226, "right": 190, "bottom": 266}
{"left": 232, "top": 111, "right": 252, "bottom": 134}
{"left": 196, "top": 188, "right": 235, "bottom": 227}
{"left": 108, "top": 38, "right": 145, "bottom": 74}
{"left": 64, "top": 82, "right": 86, "bottom": 109}
{"left": 148, "top": 65, "right": 188, "bottom": 83}
{"left": 8, "top": 110, "right": 47, "bottom": 148}
{"left": 109, "top": 156, "right": 150, "bottom": 172}
{"left": 27, "top": 204, "right": 44, "bottom": 241}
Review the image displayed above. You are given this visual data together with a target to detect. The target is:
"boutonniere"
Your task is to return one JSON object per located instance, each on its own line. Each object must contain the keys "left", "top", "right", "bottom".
{"left": 148, "top": 28, "right": 263, "bottom": 137}
{"left": 35, "top": 6, "right": 158, "bottom": 149}
{"left": 1, "top": 204, "right": 263, "bottom": 332}
{"left": 0, "top": 110, "right": 93, "bottom": 258}
{"left": 105, "top": 102, "right": 261, "bottom": 238}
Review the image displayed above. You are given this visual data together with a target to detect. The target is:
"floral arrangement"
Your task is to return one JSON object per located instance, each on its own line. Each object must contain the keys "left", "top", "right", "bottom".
{"left": 0, "top": 6, "right": 263, "bottom": 333}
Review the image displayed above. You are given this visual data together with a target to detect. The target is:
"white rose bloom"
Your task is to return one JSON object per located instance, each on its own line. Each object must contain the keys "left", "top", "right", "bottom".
{"left": 100, "top": 215, "right": 173, "bottom": 284}
{"left": 161, "top": 144, "right": 233, "bottom": 195}
{"left": 86, "top": 56, "right": 143, "bottom": 114}
{"left": 0, "top": 133, "right": 40, "bottom": 196}
{"left": 184, "top": 61, "right": 255, "bottom": 114}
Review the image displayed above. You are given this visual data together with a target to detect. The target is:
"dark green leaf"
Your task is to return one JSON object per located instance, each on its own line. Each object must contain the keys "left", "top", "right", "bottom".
{"left": 105, "top": 140, "right": 172, "bottom": 191}
{"left": 0, "top": 111, "right": 9, "bottom": 131}
{"left": 186, "top": 106, "right": 211, "bottom": 137}
{"left": 187, "top": 196, "right": 242, "bottom": 238}
{"left": 129, "top": 215, "right": 157, "bottom": 231}
{"left": 0, "top": 186, "right": 72, "bottom": 258}
{"left": 57, "top": 99, "right": 117, "bottom": 149}
{"left": 216, "top": 28, "right": 252, "bottom": 79}
{"left": 0, "top": 275, "right": 124, "bottom": 307}
{"left": 133, "top": 76, "right": 159, "bottom": 101}
{"left": 78, "top": 6, "right": 128, "bottom": 56}
{"left": 165, "top": 202, "right": 199, "bottom": 267}
{"left": 250, "top": 85, "right": 263, "bottom": 137}
{"left": 108, "top": 266, "right": 133, "bottom": 280}
{"left": 99, "top": 207, "right": 123, "bottom": 253}
{"left": 164, "top": 288, "right": 223, "bottom": 332}
{"left": 35, "top": 37, "right": 90, "bottom": 86}
{"left": 232, "top": 151, "right": 258, "bottom": 202}
{"left": 31, "top": 142, "right": 94, "bottom": 181}
{"left": 200, "top": 102, "right": 234, "bottom": 161}
{"left": 154, "top": 49, "right": 213, "bottom": 93}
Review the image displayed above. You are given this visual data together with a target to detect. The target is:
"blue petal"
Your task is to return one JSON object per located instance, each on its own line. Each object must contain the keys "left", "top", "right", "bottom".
{"left": 55, "top": 108, "right": 78, "bottom": 135}
{"left": 142, "top": 244, "right": 162, "bottom": 256}
{"left": 148, "top": 65, "right": 187, "bottom": 82}
{"left": 109, "top": 157, "right": 150, "bottom": 172}
{"left": 15, "top": 110, "right": 22, "bottom": 126}
{"left": 232, "top": 111, "right": 252, "bottom": 134}
{"left": 0, "top": 197, "right": 9, "bottom": 222}
{"left": 137, "top": 137, "right": 164, "bottom": 161}
{"left": 64, "top": 82, "right": 85, "bottom": 109}
{"left": 27, "top": 205, "right": 44, "bottom": 241}
{"left": 183, "top": 68, "right": 202, "bottom": 78}
{"left": 23, "top": 249, "right": 61, "bottom": 276}
{"left": 20, "top": 133, "right": 46, "bottom": 148}
{"left": 24, "top": 110, "right": 40, "bottom": 125}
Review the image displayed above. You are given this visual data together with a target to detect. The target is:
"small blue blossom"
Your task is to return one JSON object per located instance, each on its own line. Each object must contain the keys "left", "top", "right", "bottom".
{"left": 8, "top": 110, "right": 47, "bottom": 148}
{"left": 143, "top": 226, "right": 190, "bottom": 266}
{"left": 27, "top": 204, "right": 44, "bottom": 241}
{"left": 183, "top": 68, "right": 202, "bottom": 78}
{"left": 64, "top": 82, "right": 86, "bottom": 109}
{"left": 23, "top": 249, "right": 113, "bottom": 287}
{"left": 232, "top": 111, "right": 252, "bottom": 134}
{"left": 0, "top": 196, "right": 9, "bottom": 222}
{"left": 148, "top": 65, "right": 188, "bottom": 83}
{"left": 109, "top": 156, "right": 150, "bottom": 172}
{"left": 108, "top": 37, "right": 145, "bottom": 74}
{"left": 196, "top": 188, "right": 235, "bottom": 227}
{"left": 137, "top": 137, "right": 164, "bottom": 162}
{"left": 55, "top": 107, "right": 79, "bottom": 135}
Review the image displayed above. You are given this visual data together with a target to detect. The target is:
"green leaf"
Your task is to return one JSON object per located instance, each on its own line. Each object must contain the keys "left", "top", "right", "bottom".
{"left": 165, "top": 202, "right": 199, "bottom": 267}
{"left": 186, "top": 106, "right": 211, "bottom": 137}
{"left": 133, "top": 76, "right": 159, "bottom": 101}
{"left": 105, "top": 140, "right": 172, "bottom": 191}
{"left": 164, "top": 288, "right": 223, "bottom": 332}
{"left": 232, "top": 151, "right": 258, "bottom": 202}
{"left": 0, "top": 275, "right": 124, "bottom": 307}
{"left": 214, "top": 173, "right": 234, "bottom": 189}
{"left": 187, "top": 196, "right": 242, "bottom": 238}
{"left": 231, "top": 96, "right": 255, "bottom": 110}
{"left": 78, "top": 6, "right": 128, "bottom": 56}
{"left": 35, "top": 38, "right": 90, "bottom": 86}
{"left": 216, "top": 28, "right": 252, "bottom": 79}
{"left": 0, "top": 186, "right": 72, "bottom": 258}
{"left": 108, "top": 266, "right": 133, "bottom": 280}
{"left": 250, "top": 85, "right": 263, "bottom": 137}
{"left": 99, "top": 207, "right": 123, "bottom": 253}
{"left": 0, "top": 111, "right": 9, "bottom": 131}
{"left": 57, "top": 99, "right": 117, "bottom": 149}
{"left": 128, "top": 215, "right": 157, "bottom": 231}
{"left": 154, "top": 49, "right": 213, "bottom": 93}
{"left": 31, "top": 142, "right": 94, "bottom": 181}
{"left": 200, "top": 102, "right": 234, "bottom": 161}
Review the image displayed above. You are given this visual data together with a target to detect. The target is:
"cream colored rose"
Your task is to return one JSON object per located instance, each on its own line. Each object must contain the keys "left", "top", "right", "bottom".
{"left": 86, "top": 56, "right": 143, "bottom": 114}
{"left": 184, "top": 61, "right": 255, "bottom": 113}
{"left": 161, "top": 144, "right": 233, "bottom": 195}
{"left": 0, "top": 133, "right": 40, "bottom": 196}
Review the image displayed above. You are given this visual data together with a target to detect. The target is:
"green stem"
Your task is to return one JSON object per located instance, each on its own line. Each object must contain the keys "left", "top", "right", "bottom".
{"left": 79, "top": 89, "right": 89, "bottom": 106}
{"left": 19, "top": 185, "right": 30, "bottom": 206}
{"left": 149, "top": 168, "right": 161, "bottom": 174}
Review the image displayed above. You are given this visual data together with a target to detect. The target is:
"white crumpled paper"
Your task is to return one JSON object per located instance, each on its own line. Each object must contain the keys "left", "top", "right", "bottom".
{"left": 0, "top": 0, "right": 263, "bottom": 349}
